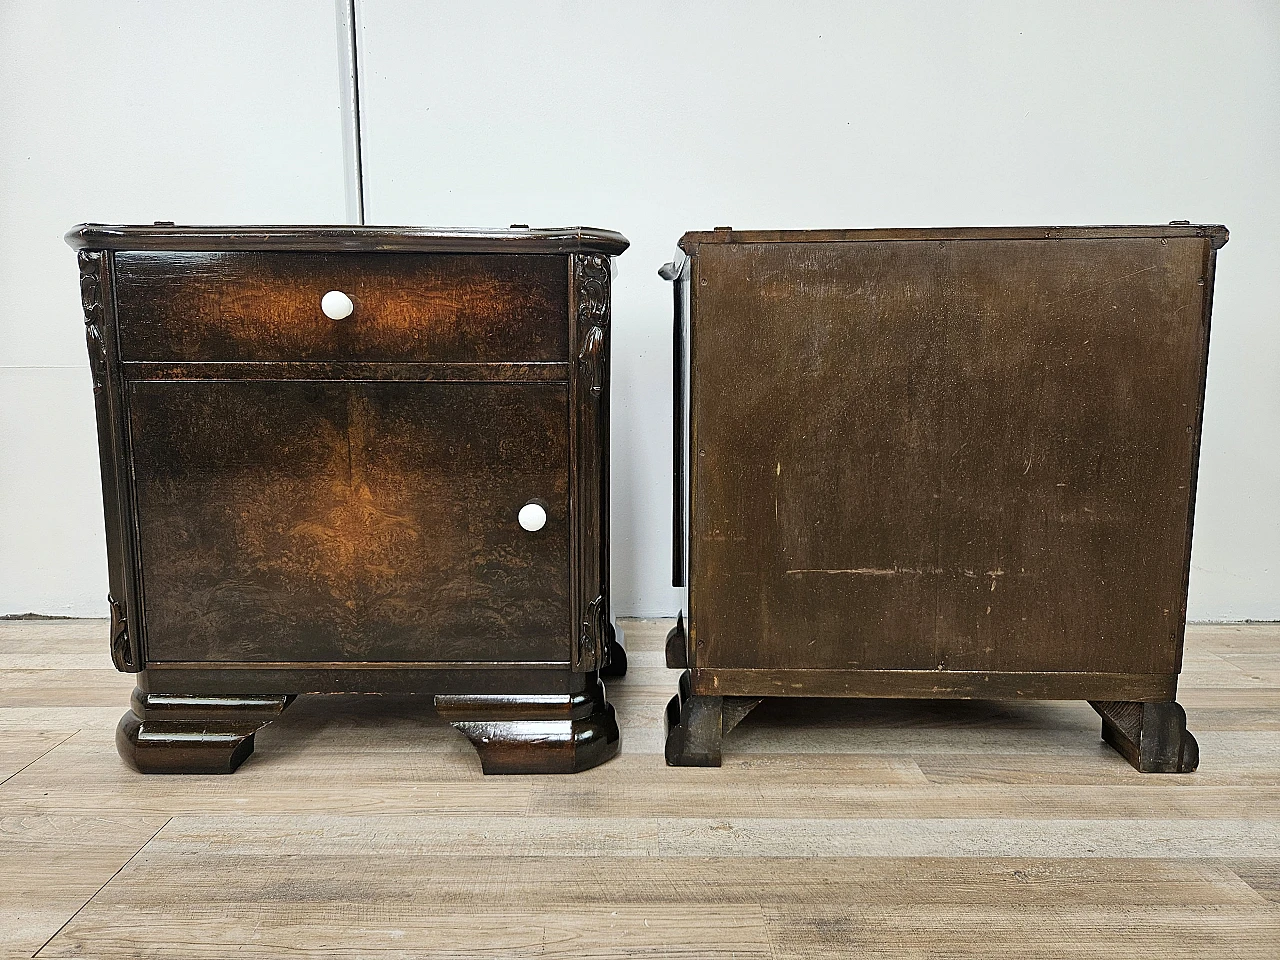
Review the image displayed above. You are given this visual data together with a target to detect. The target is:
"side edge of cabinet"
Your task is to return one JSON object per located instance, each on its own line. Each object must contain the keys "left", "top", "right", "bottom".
{"left": 1170, "top": 236, "right": 1225, "bottom": 676}
{"left": 685, "top": 247, "right": 701, "bottom": 675}
{"left": 78, "top": 248, "right": 145, "bottom": 672}
{"left": 568, "top": 252, "right": 611, "bottom": 672}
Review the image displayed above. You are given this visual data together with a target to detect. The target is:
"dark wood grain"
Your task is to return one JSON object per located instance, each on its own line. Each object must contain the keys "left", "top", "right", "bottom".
{"left": 129, "top": 379, "right": 570, "bottom": 665}
{"left": 69, "top": 224, "right": 627, "bottom": 775}
{"left": 66, "top": 223, "right": 630, "bottom": 255}
{"left": 434, "top": 680, "right": 620, "bottom": 774}
{"left": 114, "top": 251, "right": 569, "bottom": 363}
{"left": 1091, "top": 699, "right": 1199, "bottom": 773}
{"left": 117, "top": 687, "right": 293, "bottom": 774}
{"left": 689, "top": 234, "right": 1212, "bottom": 677}
{"left": 569, "top": 253, "right": 611, "bottom": 672}
{"left": 665, "top": 669, "right": 761, "bottom": 767}
{"left": 77, "top": 249, "right": 142, "bottom": 672}
{"left": 670, "top": 224, "right": 1225, "bottom": 772}
{"left": 680, "top": 224, "right": 1228, "bottom": 248}
{"left": 122, "top": 361, "right": 569, "bottom": 382}
{"left": 693, "top": 668, "right": 1177, "bottom": 701}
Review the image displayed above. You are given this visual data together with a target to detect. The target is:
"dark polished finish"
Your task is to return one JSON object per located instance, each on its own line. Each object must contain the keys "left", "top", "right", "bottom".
{"left": 114, "top": 251, "right": 570, "bottom": 363}
{"left": 118, "top": 687, "right": 294, "bottom": 774}
{"left": 70, "top": 223, "right": 628, "bottom": 774}
{"left": 665, "top": 611, "right": 688, "bottom": 670}
{"left": 663, "top": 224, "right": 1226, "bottom": 772}
{"left": 67, "top": 223, "right": 629, "bottom": 255}
{"left": 129, "top": 379, "right": 571, "bottom": 665}
{"left": 435, "top": 680, "right": 620, "bottom": 774}
{"left": 600, "top": 622, "right": 628, "bottom": 679}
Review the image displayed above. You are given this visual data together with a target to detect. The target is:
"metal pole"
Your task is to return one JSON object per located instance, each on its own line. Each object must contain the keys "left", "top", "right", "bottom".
{"left": 335, "top": 0, "right": 366, "bottom": 224}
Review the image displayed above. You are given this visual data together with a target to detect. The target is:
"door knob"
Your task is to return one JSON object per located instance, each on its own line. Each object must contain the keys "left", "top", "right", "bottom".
{"left": 321, "top": 290, "right": 354, "bottom": 320}
{"left": 518, "top": 502, "right": 547, "bottom": 532}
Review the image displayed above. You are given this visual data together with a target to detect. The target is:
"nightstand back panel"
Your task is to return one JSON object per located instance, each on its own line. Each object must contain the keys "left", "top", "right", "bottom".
{"left": 690, "top": 236, "right": 1210, "bottom": 677}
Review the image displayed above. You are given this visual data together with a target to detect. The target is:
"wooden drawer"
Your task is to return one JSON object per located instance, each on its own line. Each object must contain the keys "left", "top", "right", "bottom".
{"left": 113, "top": 251, "right": 570, "bottom": 363}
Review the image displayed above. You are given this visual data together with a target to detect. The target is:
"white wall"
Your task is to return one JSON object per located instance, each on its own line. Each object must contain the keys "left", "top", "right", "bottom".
{"left": 0, "top": 1, "right": 347, "bottom": 614}
{"left": 2, "top": 1, "right": 1277, "bottom": 620}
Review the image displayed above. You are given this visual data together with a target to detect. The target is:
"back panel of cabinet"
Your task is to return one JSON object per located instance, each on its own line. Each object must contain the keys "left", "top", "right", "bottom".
{"left": 689, "top": 235, "right": 1213, "bottom": 677}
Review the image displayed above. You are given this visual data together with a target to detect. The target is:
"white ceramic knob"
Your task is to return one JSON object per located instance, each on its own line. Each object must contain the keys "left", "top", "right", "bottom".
{"left": 518, "top": 502, "right": 547, "bottom": 532}
{"left": 321, "top": 290, "right": 354, "bottom": 320}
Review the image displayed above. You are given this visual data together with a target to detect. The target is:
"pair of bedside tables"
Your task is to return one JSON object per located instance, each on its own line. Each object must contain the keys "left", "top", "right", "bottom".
{"left": 68, "top": 222, "right": 1225, "bottom": 776}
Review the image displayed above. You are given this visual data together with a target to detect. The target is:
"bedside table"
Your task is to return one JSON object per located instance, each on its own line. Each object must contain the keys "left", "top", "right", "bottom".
{"left": 662, "top": 224, "right": 1226, "bottom": 773}
{"left": 68, "top": 224, "right": 628, "bottom": 775}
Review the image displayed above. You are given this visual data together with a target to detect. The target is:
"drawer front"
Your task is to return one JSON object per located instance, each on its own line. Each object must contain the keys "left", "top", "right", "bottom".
{"left": 129, "top": 379, "right": 570, "bottom": 665}
{"left": 113, "top": 251, "right": 569, "bottom": 363}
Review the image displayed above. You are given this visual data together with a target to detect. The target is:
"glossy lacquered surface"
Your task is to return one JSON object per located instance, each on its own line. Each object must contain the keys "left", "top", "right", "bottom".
{"left": 65, "top": 222, "right": 631, "bottom": 255}
{"left": 71, "top": 224, "right": 627, "bottom": 775}
{"left": 113, "top": 251, "right": 571, "bottom": 363}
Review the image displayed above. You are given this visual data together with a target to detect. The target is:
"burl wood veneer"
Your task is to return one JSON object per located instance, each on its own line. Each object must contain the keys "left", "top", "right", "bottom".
{"left": 661, "top": 224, "right": 1226, "bottom": 772}
{"left": 68, "top": 224, "right": 628, "bottom": 774}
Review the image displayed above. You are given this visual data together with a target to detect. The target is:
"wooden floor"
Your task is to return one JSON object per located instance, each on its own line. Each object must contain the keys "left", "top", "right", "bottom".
{"left": 1, "top": 619, "right": 1278, "bottom": 958}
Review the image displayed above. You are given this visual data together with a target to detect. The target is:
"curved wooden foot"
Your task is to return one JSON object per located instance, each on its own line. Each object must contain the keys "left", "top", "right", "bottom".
{"left": 435, "top": 680, "right": 620, "bottom": 774}
{"left": 117, "top": 688, "right": 294, "bottom": 774}
{"left": 601, "top": 621, "right": 628, "bottom": 678}
{"left": 1090, "top": 700, "right": 1199, "bottom": 773}
{"left": 665, "top": 611, "right": 688, "bottom": 669}
{"left": 665, "top": 670, "right": 760, "bottom": 766}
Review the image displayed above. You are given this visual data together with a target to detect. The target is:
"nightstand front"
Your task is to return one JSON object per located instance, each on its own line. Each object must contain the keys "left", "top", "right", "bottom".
{"left": 70, "top": 224, "right": 628, "bottom": 775}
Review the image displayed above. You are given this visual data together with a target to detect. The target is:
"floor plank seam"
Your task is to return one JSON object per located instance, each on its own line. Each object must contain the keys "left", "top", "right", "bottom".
{"left": 0, "top": 730, "right": 79, "bottom": 788}
{"left": 3, "top": 621, "right": 1279, "bottom": 957}
{"left": 31, "top": 816, "right": 173, "bottom": 958}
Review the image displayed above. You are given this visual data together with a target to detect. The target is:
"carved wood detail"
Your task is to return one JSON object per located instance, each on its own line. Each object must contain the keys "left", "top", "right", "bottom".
{"left": 574, "top": 253, "right": 610, "bottom": 331}
{"left": 80, "top": 248, "right": 137, "bottom": 672}
{"left": 79, "top": 250, "right": 107, "bottom": 392}
{"left": 571, "top": 254, "right": 611, "bottom": 673}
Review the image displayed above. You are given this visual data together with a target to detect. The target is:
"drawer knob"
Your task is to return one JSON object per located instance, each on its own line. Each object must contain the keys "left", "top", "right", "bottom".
{"left": 518, "top": 502, "right": 547, "bottom": 532}
{"left": 320, "top": 290, "right": 354, "bottom": 320}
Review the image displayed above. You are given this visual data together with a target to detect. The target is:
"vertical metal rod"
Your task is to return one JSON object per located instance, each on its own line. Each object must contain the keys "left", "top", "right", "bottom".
{"left": 335, "top": 0, "right": 366, "bottom": 224}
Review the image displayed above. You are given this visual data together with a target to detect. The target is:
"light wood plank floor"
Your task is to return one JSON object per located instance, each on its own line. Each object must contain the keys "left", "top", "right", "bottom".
{"left": 1, "top": 619, "right": 1278, "bottom": 958}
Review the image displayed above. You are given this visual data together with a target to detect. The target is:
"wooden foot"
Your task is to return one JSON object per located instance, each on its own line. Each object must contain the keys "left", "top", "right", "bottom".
{"left": 664, "top": 669, "right": 760, "bottom": 766}
{"left": 117, "top": 687, "right": 294, "bottom": 774}
{"left": 1090, "top": 700, "right": 1199, "bottom": 773}
{"left": 665, "top": 611, "right": 688, "bottom": 669}
{"left": 601, "top": 621, "right": 628, "bottom": 678}
{"left": 435, "top": 680, "right": 620, "bottom": 774}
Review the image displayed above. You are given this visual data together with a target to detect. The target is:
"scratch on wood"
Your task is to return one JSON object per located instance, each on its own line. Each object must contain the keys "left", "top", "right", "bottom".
{"left": 786, "top": 566, "right": 1011, "bottom": 579}
{"left": 1043, "top": 264, "right": 1158, "bottom": 308}
{"left": 786, "top": 566, "right": 941, "bottom": 577}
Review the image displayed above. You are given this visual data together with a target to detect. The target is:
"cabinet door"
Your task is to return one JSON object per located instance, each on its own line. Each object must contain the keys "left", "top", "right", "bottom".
{"left": 128, "top": 379, "right": 569, "bottom": 664}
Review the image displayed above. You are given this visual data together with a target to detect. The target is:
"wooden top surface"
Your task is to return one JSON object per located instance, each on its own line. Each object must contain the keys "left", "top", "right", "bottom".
{"left": 66, "top": 223, "right": 631, "bottom": 255}
{"left": 679, "top": 223, "right": 1228, "bottom": 253}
